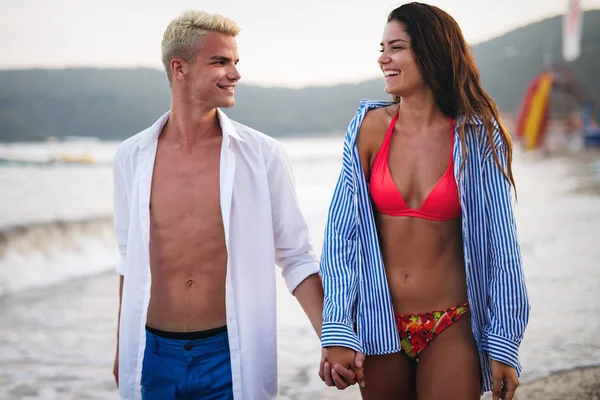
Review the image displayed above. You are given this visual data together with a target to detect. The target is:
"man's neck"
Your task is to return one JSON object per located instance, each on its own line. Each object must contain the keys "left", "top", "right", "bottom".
{"left": 164, "top": 103, "right": 222, "bottom": 148}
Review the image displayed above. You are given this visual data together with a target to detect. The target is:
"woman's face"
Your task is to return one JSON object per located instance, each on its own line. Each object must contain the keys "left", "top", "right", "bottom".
{"left": 378, "top": 21, "right": 426, "bottom": 98}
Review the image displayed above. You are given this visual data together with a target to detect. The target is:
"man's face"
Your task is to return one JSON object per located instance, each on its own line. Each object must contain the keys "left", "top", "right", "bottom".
{"left": 176, "top": 33, "right": 241, "bottom": 109}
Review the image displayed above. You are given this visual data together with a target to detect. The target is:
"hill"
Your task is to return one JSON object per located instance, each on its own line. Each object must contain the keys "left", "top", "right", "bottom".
{"left": 0, "top": 10, "right": 598, "bottom": 141}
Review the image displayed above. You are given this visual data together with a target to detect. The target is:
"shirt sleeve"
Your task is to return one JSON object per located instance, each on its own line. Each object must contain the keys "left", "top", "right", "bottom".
{"left": 113, "top": 149, "right": 130, "bottom": 276}
{"left": 266, "top": 143, "right": 319, "bottom": 293}
{"left": 319, "top": 135, "right": 363, "bottom": 353}
{"left": 481, "top": 142, "right": 530, "bottom": 375}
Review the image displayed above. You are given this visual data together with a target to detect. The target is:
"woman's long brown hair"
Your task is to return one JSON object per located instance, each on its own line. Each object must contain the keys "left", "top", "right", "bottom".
{"left": 388, "top": 2, "right": 516, "bottom": 190}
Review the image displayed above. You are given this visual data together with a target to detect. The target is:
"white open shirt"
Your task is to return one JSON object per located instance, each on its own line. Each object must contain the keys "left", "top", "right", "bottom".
{"left": 113, "top": 109, "right": 319, "bottom": 400}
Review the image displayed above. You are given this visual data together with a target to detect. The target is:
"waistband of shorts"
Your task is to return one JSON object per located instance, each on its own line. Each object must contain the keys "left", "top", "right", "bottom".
{"left": 145, "top": 325, "right": 227, "bottom": 341}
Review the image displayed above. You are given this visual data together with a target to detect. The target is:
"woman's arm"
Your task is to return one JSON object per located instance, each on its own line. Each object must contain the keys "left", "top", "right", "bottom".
{"left": 482, "top": 142, "right": 530, "bottom": 374}
{"left": 320, "top": 131, "right": 363, "bottom": 353}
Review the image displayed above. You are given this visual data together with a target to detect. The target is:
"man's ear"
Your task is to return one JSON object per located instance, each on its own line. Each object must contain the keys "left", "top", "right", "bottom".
{"left": 170, "top": 58, "right": 185, "bottom": 81}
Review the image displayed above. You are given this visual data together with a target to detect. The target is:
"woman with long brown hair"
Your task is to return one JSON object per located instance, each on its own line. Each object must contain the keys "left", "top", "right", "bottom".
{"left": 319, "top": 3, "right": 530, "bottom": 399}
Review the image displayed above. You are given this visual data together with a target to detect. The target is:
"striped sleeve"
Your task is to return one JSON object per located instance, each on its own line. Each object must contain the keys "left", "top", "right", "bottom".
{"left": 481, "top": 143, "right": 530, "bottom": 374}
{"left": 319, "top": 135, "right": 363, "bottom": 353}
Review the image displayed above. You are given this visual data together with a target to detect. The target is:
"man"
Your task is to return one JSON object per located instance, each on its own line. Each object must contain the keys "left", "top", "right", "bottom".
{"left": 112, "top": 10, "right": 324, "bottom": 399}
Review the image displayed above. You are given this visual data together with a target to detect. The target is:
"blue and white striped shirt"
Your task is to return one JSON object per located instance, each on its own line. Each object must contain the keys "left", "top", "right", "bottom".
{"left": 320, "top": 100, "right": 530, "bottom": 392}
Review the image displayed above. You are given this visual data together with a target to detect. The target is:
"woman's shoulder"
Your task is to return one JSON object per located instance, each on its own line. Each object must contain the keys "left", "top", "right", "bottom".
{"left": 459, "top": 114, "right": 510, "bottom": 161}
{"left": 365, "top": 104, "right": 397, "bottom": 119}
{"left": 355, "top": 105, "right": 397, "bottom": 156}
{"left": 360, "top": 105, "right": 397, "bottom": 136}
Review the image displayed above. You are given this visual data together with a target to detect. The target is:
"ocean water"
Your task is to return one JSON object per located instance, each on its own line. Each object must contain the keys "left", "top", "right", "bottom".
{"left": 0, "top": 137, "right": 599, "bottom": 399}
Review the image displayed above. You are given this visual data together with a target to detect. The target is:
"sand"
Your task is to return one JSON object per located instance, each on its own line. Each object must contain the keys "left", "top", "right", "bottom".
{"left": 314, "top": 366, "right": 600, "bottom": 399}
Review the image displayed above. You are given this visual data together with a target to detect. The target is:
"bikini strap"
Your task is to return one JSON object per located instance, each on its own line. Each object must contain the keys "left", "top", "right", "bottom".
{"left": 373, "top": 110, "right": 399, "bottom": 167}
{"left": 384, "top": 110, "right": 400, "bottom": 149}
{"left": 448, "top": 117, "right": 455, "bottom": 165}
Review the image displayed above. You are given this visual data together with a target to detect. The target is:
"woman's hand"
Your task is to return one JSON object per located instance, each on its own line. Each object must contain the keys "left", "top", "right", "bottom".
{"left": 491, "top": 359, "right": 519, "bottom": 400}
{"left": 321, "top": 346, "right": 365, "bottom": 389}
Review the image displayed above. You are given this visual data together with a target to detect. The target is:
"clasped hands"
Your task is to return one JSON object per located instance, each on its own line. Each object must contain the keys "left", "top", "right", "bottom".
{"left": 318, "top": 346, "right": 365, "bottom": 390}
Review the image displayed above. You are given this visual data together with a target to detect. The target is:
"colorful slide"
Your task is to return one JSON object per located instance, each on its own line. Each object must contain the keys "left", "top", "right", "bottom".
{"left": 516, "top": 71, "right": 555, "bottom": 151}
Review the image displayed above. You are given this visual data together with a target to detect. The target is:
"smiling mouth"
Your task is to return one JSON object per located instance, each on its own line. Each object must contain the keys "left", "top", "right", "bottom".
{"left": 384, "top": 70, "right": 400, "bottom": 79}
{"left": 217, "top": 84, "right": 236, "bottom": 92}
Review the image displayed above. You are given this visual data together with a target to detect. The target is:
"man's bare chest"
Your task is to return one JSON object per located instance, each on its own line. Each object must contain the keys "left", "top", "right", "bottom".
{"left": 149, "top": 150, "right": 222, "bottom": 230}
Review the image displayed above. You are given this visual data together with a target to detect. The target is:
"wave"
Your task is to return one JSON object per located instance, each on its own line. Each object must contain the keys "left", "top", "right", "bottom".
{"left": 0, "top": 217, "right": 117, "bottom": 297}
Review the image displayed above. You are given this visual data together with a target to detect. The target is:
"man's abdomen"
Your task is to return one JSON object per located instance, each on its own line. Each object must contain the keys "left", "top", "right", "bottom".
{"left": 147, "top": 225, "right": 228, "bottom": 332}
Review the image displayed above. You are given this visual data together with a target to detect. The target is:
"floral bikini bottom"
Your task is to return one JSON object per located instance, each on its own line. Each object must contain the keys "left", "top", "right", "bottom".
{"left": 394, "top": 302, "right": 470, "bottom": 360}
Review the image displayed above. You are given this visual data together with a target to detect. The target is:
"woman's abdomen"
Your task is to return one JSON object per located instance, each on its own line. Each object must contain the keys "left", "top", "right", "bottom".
{"left": 376, "top": 214, "right": 468, "bottom": 314}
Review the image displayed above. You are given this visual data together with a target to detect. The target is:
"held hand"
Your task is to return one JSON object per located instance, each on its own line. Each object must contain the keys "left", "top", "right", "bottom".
{"left": 113, "top": 348, "right": 119, "bottom": 388}
{"left": 319, "top": 348, "right": 356, "bottom": 389}
{"left": 321, "top": 346, "right": 365, "bottom": 389}
{"left": 491, "top": 360, "right": 519, "bottom": 400}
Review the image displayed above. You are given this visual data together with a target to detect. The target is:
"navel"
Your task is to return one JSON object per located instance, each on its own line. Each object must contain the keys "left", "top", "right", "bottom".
{"left": 187, "top": 279, "right": 194, "bottom": 287}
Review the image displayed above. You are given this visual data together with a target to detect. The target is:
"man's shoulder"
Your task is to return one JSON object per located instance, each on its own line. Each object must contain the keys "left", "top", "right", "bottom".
{"left": 228, "top": 118, "right": 281, "bottom": 150}
{"left": 114, "top": 112, "right": 168, "bottom": 163}
{"left": 113, "top": 131, "right": 146, "bottom": 174}
{"left": 115, "top": 130, "right": 144, "bottom": 156}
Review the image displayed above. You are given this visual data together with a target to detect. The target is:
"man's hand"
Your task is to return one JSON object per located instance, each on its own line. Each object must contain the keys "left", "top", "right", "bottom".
{"left": 319, "top": 346, "right": 365, "bottom": 390}
{"left": 113, "top": 348, "right": 119, "bottom": 388}
{"left": 319, "top": 348, "right": 356, "bottom": 389}
{"left": 491, "top": 360, "right": 519, "bottom": 400}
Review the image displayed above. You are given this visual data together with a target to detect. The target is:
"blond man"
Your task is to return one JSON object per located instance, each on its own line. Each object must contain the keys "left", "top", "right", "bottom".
{"left": 112, "top": 10, "right": 324, "bottom": 399}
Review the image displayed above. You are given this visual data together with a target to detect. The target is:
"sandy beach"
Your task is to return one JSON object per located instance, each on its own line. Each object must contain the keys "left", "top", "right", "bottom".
{"left": 314, "top": 366, "right": 600, "bottom": 400}
{"left": 487, "top": 366, "right": 600, "bottom": 400}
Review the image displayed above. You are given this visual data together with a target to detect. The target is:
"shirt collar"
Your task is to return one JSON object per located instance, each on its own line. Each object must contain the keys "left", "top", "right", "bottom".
{"left": 358, "top": 99, "right": 485, "bottom": 126}
{"left": 137, "top": 111, "right": 169, "bottom": 149}
{"left": 457, "top": 114, "right": 484, "bottom": 125}
{"left": 217, "top": 108, "right": 246, "bottom": 142}
{"left": 137, "top": 108, "right": 245, "bottom": 149}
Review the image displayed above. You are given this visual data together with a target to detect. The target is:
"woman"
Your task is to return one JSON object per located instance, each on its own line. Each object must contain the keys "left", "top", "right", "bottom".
{"left": 320, "top": 3, "right": 530, "bottom": 400}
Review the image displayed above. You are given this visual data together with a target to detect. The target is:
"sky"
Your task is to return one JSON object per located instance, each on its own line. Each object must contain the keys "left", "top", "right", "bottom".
{"left": 1, "top": 0, "right": 598, "bottom": 87}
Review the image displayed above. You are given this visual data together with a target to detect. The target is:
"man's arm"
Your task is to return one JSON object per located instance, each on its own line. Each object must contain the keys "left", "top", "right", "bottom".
{"left": 265, "top": 143, "right": 322, "bottom": 337}
{"left": 292, "top": 274, "right": 323, "bottom": 338}
{"left": 113, "top": 151, "right": 130, "bottom": 277}
{"left": 112, "top": 149, "right": 130, "bottom": 387}
{"left": 114, "top": 275, "right": 123, "bottom": 386}
{"left": 118, "top": 275, "right": 124, "bottom": 336}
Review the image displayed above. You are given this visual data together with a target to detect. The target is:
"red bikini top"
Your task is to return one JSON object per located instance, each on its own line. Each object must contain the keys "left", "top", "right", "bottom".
{"left": 369, "top": 111, "right": 461, "bottom": 221}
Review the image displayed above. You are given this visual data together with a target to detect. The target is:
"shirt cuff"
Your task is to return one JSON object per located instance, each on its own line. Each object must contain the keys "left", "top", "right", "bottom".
{"left": 482, "top": 330, "right": 522, "bottom": 376}
{"left": 321, "top": 321, "right": 363, "bottom": 353}
{"left": 284, "top": 261, "right": 319, "bottom": 293}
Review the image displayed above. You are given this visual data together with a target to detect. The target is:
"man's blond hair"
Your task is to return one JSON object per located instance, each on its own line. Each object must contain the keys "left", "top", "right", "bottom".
{"left": 161, "top": 10, "right": 240, "bottom": 81}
